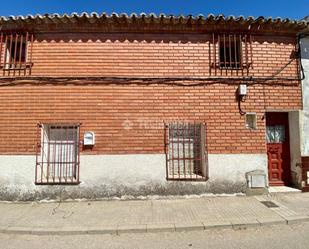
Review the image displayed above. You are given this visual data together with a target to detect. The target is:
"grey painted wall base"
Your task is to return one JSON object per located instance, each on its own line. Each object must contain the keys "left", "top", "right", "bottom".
{"left": 0, "top": 154, "right": 267, "bottom": 201}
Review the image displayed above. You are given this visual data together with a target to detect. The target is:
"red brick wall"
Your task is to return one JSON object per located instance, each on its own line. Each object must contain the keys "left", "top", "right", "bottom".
{"left": 0, "top": 32, "right": 302, "bottom": 155}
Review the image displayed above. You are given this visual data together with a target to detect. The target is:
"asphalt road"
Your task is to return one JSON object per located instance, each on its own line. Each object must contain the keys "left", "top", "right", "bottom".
{"left": 1, "top": 222, "right": 309, "bottom": 249}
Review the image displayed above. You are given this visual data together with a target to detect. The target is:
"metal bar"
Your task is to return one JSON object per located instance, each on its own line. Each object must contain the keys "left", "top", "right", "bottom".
{"left": 0, "top": 33, "right": 3, "bottom": 69}
{"left": 240, "top": 34, "right": 243, "bottom": 76}
{"left": 3, "top": 35, "right": 8, "bottom": 76}
{"left": 53, "top": 129, "right": 56, "bottom": 183}
{"left": 77, "top": 125, "right": 81, "bottom": 183}
{"left": 177, "top": 122, "right": 180, "bottom": 178}
{"left": 218, "top": 35, "right": 222, "bottom": 76}
{"left": 171, "top": 124, "right": 174, "bottom": 179}
{"left": 35, "top": 124, "right": 40, "bottom": 184}
{"left": 18, "top": 34, "right": 23, "bottom": 76}
{"left": 194, "top": 122, "right": 198, "bottom": 179}
{"left": 47, "top": 125, "right": 51, "bottom": 182}
{"left": 250, "top": 34, "right": 253, "bottom": 69}
{"left": 164, "top": 123, "right": 169, "bottom": 179}
{"left": 8, "top": 34, "right": 13, "bottom": 76}
{"left": 40, "top": 125, "right": 45, "bottom": 183}
{"left": 13, "top": 34, "right": 18, "bottom": 76}
{"left": 59, "top": 129, "right": 63, "bottom": 183}
{"left": 229, "top": 34, "right": 232, "bottom": 75}
{"left": 213, "top": 33, "right": 216, "bottom": 76}
{"left": 24, "top": 32, "right": 28, "bottom": 76}
{"left": 245, "top": 34, "right": 249, "bottom": 76}
{"left": 29, "top": 33, "right": 33, "bottom": 75}
{"left": 65, "top": 126, "right": 69, "bottom": 182}
{"left": 223, "top": 34, "right": 227, "bottom": 75}
{"left": 183, "top": 123, "right": 186, "bottom": 178}
{"left": 188, "top": 123, "right": 192, "bottom": 179}
{"left": 234, "top": 34, "right": 238, "bottom": 76}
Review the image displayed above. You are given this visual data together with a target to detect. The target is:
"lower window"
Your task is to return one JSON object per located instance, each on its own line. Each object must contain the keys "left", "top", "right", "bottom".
{"left": 165, "top": 122, "right": 208, "bottom": 181}
{"left": 35, "top": 123, "right": 81, "bottom": 184}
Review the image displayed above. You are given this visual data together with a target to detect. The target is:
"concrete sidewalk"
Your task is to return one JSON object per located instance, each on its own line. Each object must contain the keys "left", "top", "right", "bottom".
{"left": 1, "top": 193, "right": 309, "bottom": 235}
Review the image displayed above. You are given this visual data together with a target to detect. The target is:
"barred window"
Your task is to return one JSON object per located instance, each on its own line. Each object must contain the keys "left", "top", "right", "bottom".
{"left": 0, "top": 32, "right": 33, "bottom": 75}
{"left": 35, "top": 124, "right": 80, "bottom": 185}
{"left": 210, "top": 33, "right": 252, "bottom": 76}
{"left": 165, "top": 122, "right": 208, "bottom": 180}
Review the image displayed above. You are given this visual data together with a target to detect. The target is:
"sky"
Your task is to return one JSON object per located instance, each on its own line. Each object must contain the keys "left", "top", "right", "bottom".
{"left": 0, "top": 0, "right": 308, "bottom": 20}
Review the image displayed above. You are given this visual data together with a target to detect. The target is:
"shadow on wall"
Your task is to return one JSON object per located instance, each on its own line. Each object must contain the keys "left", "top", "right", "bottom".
{"left": 0, "top": 180, "right": 246, "bottom": 202}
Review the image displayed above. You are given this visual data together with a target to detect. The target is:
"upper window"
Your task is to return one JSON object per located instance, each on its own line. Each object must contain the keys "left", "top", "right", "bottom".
{"left": 165, "top": 122, "right": 208, "bottom": 181}
{"left": 35, "top": 124, "right": 81, "bottom": 185}
{"left": 0, "top": 32, "right": 33, "bottom": 75}
{"left": 210, "top": 33, "right": 252, "bottom": 76}
{"left": 219, "top": 37, "right": 241, "bottom": 69}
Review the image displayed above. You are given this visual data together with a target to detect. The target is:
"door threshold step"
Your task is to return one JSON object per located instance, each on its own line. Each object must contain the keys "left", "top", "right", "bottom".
{"left": 268, "top": 186, "right": 301, "bottom": 193}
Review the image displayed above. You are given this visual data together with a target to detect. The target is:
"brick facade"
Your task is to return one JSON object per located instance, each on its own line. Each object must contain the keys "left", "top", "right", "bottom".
{"left": 0, "top": 33, "right": 301, "bottom": 155}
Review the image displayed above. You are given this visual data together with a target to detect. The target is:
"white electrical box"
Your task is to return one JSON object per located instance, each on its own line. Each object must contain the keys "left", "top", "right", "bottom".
{"left": 246, "top": 170, "right": 266, "bottom": 188}
{"left": 239, "top": 84, "right": 247, "bottom": 96}
{"left": 84, "top": 131, "right": 95, "bottom": 146}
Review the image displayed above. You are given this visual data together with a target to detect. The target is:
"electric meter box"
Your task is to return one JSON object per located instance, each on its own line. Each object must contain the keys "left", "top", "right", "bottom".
{"left": 84, "top": 131, "right": 95, "bottom": 146}
{"left": 238, "top": 84, "right": 247, "bottom": 96}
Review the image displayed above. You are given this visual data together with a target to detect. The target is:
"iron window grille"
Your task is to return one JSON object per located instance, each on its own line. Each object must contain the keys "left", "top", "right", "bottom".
{"left": 165, "top": 122, "right": 208, "bottom": 181}
{"left": 210, "top": 33, "right": 253, "bottom": 76}
{"left": 0, "top": 32, "right": 33, "bottom": 76}
{"left": 35, "top": 123, "right": 81, "bottom": 185}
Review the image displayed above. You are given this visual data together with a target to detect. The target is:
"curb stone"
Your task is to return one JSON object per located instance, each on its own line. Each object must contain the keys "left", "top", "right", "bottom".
{"left": 2, "top": 217, "right": 309, "bottom": 236}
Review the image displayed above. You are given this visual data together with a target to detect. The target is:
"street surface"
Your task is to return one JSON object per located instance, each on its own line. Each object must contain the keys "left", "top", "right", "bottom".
{"left": 0, "top": 222, "right": 309, "bottom": 249}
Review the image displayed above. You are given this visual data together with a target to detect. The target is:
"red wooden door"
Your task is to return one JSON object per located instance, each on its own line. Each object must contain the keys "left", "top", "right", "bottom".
{"left": 267, "top": 143, "right": 284, "bottom": 185}
{"left": 266, "top": 113, "right": 291, "bottom": 186}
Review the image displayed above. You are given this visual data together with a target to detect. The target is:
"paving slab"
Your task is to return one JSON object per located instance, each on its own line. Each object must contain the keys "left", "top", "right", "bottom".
{"left": 1, "top": 193, "right": 309, "bottom": 235}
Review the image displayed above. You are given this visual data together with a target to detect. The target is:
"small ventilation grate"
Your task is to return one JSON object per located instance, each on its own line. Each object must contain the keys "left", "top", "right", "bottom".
{"left": 261, "top": 201, "right": 279, "bottom": 208}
